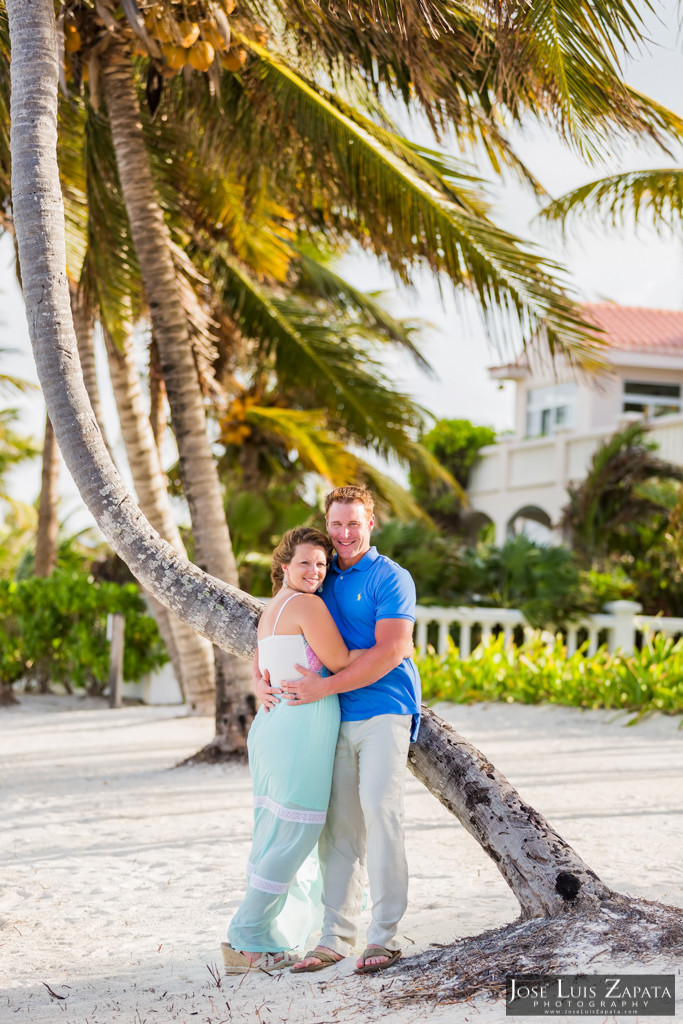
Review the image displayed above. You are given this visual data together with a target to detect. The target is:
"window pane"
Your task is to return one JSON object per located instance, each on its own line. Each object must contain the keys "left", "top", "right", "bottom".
{"left": 624, "top": 381, "right": 681, "bottom": 398}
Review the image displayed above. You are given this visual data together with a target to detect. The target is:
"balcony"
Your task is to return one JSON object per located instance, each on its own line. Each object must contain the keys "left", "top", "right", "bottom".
{"left": 466, "top": 412, "right": 683, "bottom": 542}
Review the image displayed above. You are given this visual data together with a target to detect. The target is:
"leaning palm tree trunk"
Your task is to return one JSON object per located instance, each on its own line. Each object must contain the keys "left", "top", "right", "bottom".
{"left": 105, "top": 326, "right": 215, "bottom": 713}
{"left": 34, "top": 411, "right": 59, "bottom": 577}
{"left": 100, "top": 37, "right": 254, "bottom": 754}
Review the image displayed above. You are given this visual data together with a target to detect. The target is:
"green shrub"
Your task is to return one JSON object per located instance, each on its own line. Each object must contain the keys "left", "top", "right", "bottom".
{"left": 409, "top": 418, "right": 496, "bottom": 531}
{"left": 418, "top": 631, "right": 683, "bottom": 720}
{"left": 0, "top": 570, "right": 167, "bottom": 695}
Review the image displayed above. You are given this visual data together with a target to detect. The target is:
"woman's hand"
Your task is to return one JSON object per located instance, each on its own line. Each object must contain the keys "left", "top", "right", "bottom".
{"left": 281, "top": 665, "right": 330, "bottom": 705}
{"left": 254, "top": 668, "right": 281, "bottom": 711}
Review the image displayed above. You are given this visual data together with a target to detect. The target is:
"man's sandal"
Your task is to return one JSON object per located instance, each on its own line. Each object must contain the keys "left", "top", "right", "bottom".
{"left": 354, "top": 945, "right": 402, "bottom": 975}
{"left": 220, "top": 942, "right": 299, "bottom": 974}
{"left": 290, "top": 949, "right": 343, "bottom": 973}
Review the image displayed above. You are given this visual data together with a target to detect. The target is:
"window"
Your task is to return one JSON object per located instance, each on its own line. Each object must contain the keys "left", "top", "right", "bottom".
{"left": 526, "top": 383, "right": 578, "bottom": 437}
{"left": 622, "top": 381, "right": 681, "bottom": 418}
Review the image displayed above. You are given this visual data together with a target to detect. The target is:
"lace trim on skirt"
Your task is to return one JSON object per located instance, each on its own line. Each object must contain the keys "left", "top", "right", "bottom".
{"left": 247, "top": 861, "right": 289, "bottom": 894}
{"left": 254, "top": 794, "right": 327, "bottom": 824}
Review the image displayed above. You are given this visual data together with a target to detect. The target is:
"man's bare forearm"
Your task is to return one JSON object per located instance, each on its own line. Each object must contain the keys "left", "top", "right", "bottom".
{"left": 317, "top": 640, "right": 406, "bottom": 697}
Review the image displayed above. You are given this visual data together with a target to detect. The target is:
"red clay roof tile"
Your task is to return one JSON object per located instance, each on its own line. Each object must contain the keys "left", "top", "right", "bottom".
{"left": 583, "top": 303, "right": 683, "bottom": 355}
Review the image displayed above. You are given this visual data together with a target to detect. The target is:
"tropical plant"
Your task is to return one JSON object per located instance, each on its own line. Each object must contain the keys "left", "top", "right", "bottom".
{"left": 372, "top": 518, "right": 477, "bottom": 606}
{"left": 409, "top": 418, "right": 496, "bottom": 531}
{"left": 542, "top": 167, "right": 683, "bottom": 239}
{"left": 0, "top": 407, "right": 38, "bottom": 515}
{"left": 0, "top": 569, "right": 167, "bottom": 696}
{"left": 560, "top": 422, "right": 683, "bottom": 562}
{"left": 374, "top": 521, "right": 595, "bottom": 629}
{"left": 471, "top": 534, "right": 584, "bottom": 628}
{"left": 418, "top": 631, "right": 683, "bottom": 719}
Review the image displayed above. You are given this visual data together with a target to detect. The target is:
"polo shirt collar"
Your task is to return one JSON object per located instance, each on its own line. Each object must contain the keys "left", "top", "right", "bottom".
{"left": 331, "top": 545, "right": 379, "bottom": 574}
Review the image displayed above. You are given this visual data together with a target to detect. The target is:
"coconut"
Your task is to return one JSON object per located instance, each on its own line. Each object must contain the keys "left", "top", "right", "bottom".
{"left": 189, "top": 41, "right": 215, "bottom": 71}
{"left": 162, "top": 43, "right": 187, "bottom": 70}
{"left": 150, "top": 18, "right": 173, "bottom": 43}
{"left": 64, "top": 25, "right": 82, "bottom": 54}
{"left": 177, "top": 20, "right": 201, "bottom": 47}
{"left": 220, "top": 46, "right": 246, "bottom": 71}
{"left": 202, "top": 22, "right": 229, "bottom": 50}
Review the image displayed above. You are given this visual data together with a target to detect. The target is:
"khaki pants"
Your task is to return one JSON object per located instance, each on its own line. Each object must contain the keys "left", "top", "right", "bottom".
{"left": 319, "top": 714, "right": 412, "bottom": 954}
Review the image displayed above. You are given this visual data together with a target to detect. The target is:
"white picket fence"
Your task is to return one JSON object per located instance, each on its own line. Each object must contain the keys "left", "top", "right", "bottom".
{"left": 414, "top": 600, "right": 683, "bottom": 658}
{"left": 119, "top": 599, "right": 683, "bottom": 706}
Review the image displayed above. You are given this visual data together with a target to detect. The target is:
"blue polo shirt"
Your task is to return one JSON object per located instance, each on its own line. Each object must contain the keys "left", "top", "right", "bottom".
{"left": 321, "top": 546, "right": 420, "bottom": 740}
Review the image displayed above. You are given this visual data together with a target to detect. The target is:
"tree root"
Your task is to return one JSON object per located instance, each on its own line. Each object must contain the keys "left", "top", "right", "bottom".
{"left": 379, "top": 897, "right": 683, "bottom": 1007}
{"left": 177, "top": 741, "right": 247, "bottom": 766}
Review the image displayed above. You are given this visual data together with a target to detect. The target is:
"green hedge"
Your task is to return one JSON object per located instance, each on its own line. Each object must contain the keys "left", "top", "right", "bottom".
{"left": 417, "top": 632, "right": 683, "bottom": 721}
{"left": 0, "top": 570, "right": 167, "bottom": 694}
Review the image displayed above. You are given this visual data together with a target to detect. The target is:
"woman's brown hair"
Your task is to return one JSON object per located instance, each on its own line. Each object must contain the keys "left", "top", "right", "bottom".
{"left": 271, "top": 527, "right": 333, "bottom": 595}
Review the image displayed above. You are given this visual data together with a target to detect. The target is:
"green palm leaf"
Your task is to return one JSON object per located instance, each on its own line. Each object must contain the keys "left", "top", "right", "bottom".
{"left": 210, "top": 254, "right": 426, "bottom": 451}
{"left": 240, "top": 404, "right": 359, "bottom": 481}
{"left": 79, "top": 104, "right": 145, "bottom": 345}
{"left": 241, "top": 0, "right": 683, "bottom": 153}
{"left": 541, "top": 168, "right": 683, "bottom": 233}
{"left": 294, "top": 247, "right": 431, "bottom": 370}
{"left": 223, "top": 39, "right": 606, "bottom": 369}
{"left": 145, "top": 102, "right": 296, "bottom": 282}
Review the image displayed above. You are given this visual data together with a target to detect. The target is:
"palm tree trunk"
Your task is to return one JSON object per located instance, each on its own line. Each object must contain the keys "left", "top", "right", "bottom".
{"left": 409, "top": 707, "right": 615, "bottom": 916}
{"left": 148, "top": 335, "right": 167, "bottom": 449}
{"left": 100, "top": 37, "right": 254, "bottom": 752}
{"left": 34, "top": 411, "right": 59, "bottom": 577}
{"left": 69, "top": 280, "right": 110, "bottom": 452}
{"left": 104, "top": 327, "right": 215, "bottom": 713}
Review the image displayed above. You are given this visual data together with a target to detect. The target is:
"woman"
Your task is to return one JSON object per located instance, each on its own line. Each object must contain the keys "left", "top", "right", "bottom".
{"left": 221, "top": 527, "right": 364, "bottom": 974}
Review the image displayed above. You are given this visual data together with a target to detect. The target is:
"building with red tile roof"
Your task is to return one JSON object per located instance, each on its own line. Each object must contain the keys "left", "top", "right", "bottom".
{"left": 466, "top": 304, "right": 683, "bottom": 544}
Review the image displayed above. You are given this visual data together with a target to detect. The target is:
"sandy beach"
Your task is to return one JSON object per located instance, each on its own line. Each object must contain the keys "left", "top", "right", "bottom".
{"left": 1, "top": 695, "right": 682, "bottom": 1023}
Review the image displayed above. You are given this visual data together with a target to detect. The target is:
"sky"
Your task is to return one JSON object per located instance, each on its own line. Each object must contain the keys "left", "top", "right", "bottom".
{"left": 1, "top": 1, "right": 683, "bottom": 528}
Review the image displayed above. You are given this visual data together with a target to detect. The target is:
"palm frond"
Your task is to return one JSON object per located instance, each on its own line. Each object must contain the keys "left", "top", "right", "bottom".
{"left": 240, "top": 404, "right": 359, "bottom": 481}
{"left": 294, "top": 248, "right": 431, "bottom": 371}
{"left": 224, "top": 41, "right": 606, "bottom": 369}
{"left": 79, "top": 105, "right": 145, "bottom": 346}
{"left": 561, "top": 421, "right": 683, "bottom": 559}
{"left": 347, "top": 457, "right": 433, "bottom": 523}
{"left": 240, "top": 0, "right": 683, "bottom": 154}
{"left": 57, "top": 94, "right": 90, "bottom": 283}
{"left": 541, "top": 168, "right": 683, "bottom": 234}
{"left": 145, "top": 100, "right": 297, "bottom": 281}
{"left": 211, "top": 254, "right": 428, "bottom": 453}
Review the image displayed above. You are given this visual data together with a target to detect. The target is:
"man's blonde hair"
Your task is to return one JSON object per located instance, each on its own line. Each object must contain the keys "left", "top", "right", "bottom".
{"left": 324, "top": 486, "right": 374, "bottom": 517}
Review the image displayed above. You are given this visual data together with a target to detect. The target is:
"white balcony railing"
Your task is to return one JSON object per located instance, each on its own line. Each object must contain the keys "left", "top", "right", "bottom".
{"left": 467, "top": 414, "right": 683, "bottom": 539}
{"left": 414, "top": 600, "right": 683, "bottom": 658}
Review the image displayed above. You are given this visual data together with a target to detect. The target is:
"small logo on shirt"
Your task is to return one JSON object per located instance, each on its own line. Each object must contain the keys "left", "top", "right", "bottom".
{"left": 357, "top": 593, "right": 362, "bottom": 601}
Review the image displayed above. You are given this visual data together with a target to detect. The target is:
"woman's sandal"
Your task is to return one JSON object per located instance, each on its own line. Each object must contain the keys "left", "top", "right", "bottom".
{"left": 290, "top": 949, "right": 343, "bottom": 973}
{"left": 220, "top": 942, "right": 299, "bottom": 974}
{"left": 353, "top": 945, "right": 402, "bottom": 975}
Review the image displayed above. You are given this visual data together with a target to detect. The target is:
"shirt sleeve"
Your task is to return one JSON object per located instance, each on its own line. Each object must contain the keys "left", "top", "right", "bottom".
{"left": 374, "top": 563, "right": 417, "bottom": 622}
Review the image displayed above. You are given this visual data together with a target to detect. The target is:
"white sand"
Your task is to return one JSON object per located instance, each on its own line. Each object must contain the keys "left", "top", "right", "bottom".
{"left": 1, "top": 696, "right": 682, "bottom": 1023}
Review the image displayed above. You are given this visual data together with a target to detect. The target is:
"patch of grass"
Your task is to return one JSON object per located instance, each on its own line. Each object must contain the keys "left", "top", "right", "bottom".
{"left": 417, "top": 631, "right": 683, "bottom": 722}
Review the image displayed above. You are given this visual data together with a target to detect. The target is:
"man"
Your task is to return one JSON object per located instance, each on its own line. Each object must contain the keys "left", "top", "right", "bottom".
{"left": 255, "top": 485, "right": 420, "bottom": 974}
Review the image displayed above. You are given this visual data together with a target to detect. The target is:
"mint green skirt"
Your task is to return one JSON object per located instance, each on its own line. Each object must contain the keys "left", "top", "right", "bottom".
{"left": 227, "top": 634, "right": 341, "bottom": 952}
